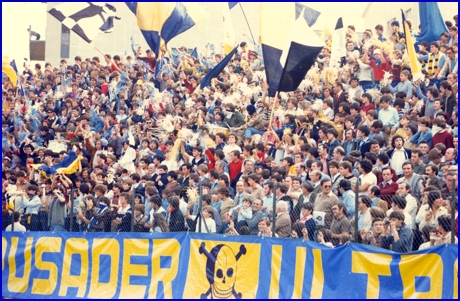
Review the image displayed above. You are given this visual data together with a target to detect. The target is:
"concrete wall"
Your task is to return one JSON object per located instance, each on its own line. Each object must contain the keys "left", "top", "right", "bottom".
{"left": 362, "top": 2, "right": 458, "bottom": 36}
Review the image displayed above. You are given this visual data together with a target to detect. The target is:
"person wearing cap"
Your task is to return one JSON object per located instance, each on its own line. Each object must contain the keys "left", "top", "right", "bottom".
{"left": 243, "top": 104, "right": 267, "bottom": 138}
{"left": 390, "top": 20, "right": 405, "bottom": 40}
{"left": 249, "top": 51, "right": 260, "bottom": 71}
{"left": 361, "top": 47, "right": 389, "bottom": 83}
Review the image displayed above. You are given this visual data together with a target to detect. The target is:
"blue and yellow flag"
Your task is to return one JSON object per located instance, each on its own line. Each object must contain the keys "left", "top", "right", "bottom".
{"left": 126, "top": 2, "right": 209, "bottom": 57}
{"left": 31, "top": 150, "right": 81, "bottom": 178}
{"left": 2, "top": 56, "right": 17, "bottom": 88}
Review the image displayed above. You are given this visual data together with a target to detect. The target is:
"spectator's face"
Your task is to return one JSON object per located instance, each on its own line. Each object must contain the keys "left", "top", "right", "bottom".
{"left": 372, "top": 221, "right": 384, "bottom": 234}
{"left": 397, "top": 184, "right": 409, "bottom": 196}
{"left": 390, "top": 217, "right": 403, "bottom": 227}
{"left": 411, "top": 152, "right": 421, "bottom": 164}
{"left": 358, "top": 199, "right": 366, "bottom": 211}
{"left": 394, "top": 138, "right": 403, "bottom": 149}
{"left": 258, "top": 221, "right": 267, "bottom": 232}
{"left": 285, "top": 177, "right": 292, "bottom": 187}
{"left": 446, "top": 175, "right": 457, "bottom": 190}
{"left": 445, "top": 149, "right": 456, "bottom": 161}
{"left": 419, "top": 143, "right": 429, "bottom": 154}
{"left": 382, "top": 169, "right": 393, "bottom": 182}
{"left": 434, "top": 101, "right": 441, "bottom": 110}
{"left": 371, "top": 143, "right": 380, "bottom": 153}
{"left": 236, "top": 182, "right": 244, "bottom": 193}
{"left": 321, "top": 181, "right": 332, "bottom": 194}
{"left": 430, "top": 45, "right": 438, "bottom": 54}
{"left": 311, "top": 163, "right": 320, "bottom": 171}
{"left": 345, "top": 130, "right": 353, "bottom": 141}
{"left": 332, "top": 205, "right": 341, "bottom": 218}
{"left": 292, "top": 180, "right": 300, "bottom": 190}
{"left": 329, "top": 165, "right": 338, "bottom": 176}
{"left": 441, "top": 166, "right": 449, "bottom": 177}
{"left": 402, "top": 164, "right": 413, "bottom": 177}
{"left": 425, "top": 166, "right": 435, "bottom": 177}
{"left": 295, "top": 163, "right": 303, "bottom": 175}
{"left": 245, "top": 161, "right": 253, "bottom": 172}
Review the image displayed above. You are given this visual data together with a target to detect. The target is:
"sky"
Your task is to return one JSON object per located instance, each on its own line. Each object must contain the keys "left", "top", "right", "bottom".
{"left": 1, "top": 2, "right": 368, "bottom": 62}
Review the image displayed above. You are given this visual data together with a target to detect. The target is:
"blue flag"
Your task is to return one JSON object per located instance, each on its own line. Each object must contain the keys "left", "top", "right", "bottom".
{"left": 415, "top": 3, "right": 448, "bottom": 47}
{"left": 191, "top": 47, "right": 198, "bottom": 59}
{"left": 200, "top": 45, "right": 239, "bottom": 89}
{"left": 295, "top": 3, "right": 321, "bottom": 27}
{"left": 10, "top": 60, "right": 25, "bottom": 96}
{"left": 228, "top": 2, "right": 238, "bottom": 9}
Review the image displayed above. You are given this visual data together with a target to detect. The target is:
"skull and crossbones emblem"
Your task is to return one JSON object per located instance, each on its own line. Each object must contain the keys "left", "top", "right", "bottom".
{"left": 199, "top": 242, "right": 247, "bottom": 299}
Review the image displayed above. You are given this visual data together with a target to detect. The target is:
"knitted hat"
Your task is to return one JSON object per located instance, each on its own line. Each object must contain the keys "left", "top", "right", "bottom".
{"left": 246, "top": 104, "right": 256, "bottom": 115}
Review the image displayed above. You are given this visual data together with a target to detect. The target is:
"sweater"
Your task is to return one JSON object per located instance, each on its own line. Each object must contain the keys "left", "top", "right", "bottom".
{"left": 430, "top": 130, "right": 453, "bottom": 150}
{"left": 381, "top": 225, "right": 413, "bottom": 253}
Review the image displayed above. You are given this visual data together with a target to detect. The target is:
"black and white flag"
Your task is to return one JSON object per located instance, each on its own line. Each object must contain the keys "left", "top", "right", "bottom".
{"left": 48, "top": 2, "right": 121, "bottom": 43}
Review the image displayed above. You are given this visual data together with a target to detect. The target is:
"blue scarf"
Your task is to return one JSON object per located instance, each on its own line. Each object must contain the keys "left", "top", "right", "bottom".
{"left": 88, "top": 203, "right": 108, "bottom": 231}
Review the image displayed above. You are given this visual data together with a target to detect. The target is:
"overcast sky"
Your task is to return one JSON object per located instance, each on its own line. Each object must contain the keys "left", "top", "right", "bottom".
{"left": 2, "top": 2, "right": 368, "bottom": 62}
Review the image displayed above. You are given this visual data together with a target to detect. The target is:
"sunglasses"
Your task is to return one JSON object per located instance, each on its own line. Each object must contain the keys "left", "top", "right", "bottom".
{"left": 323, "top": 185, "right": 331, "bottom": 188}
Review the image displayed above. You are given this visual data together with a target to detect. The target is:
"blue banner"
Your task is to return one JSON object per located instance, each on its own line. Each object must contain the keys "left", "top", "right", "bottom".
{"left": 2, "top": 232, "right": 458, "bottom": 299}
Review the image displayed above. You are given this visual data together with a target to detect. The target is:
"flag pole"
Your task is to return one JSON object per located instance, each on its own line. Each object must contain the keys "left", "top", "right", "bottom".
{"left": 93, "top": 46, "right": 123, "bottom": 74}
{"left": 238, "top": 3, "right": 256, "bottom": 46}
{"left": 268, "top": 91, "right": 279, "bottom": 127}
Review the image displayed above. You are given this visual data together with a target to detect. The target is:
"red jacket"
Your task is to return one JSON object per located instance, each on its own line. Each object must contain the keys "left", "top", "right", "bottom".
{"left": 228, "top": 160, "right": 243, "bottom": 182}
{"left": 205, "top": 149, "right": 216, "bottom": 171}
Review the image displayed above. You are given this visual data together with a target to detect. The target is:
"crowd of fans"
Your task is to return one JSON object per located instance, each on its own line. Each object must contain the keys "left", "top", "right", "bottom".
{"left": 2, "top": 14, "right": 458, "bottom": 253}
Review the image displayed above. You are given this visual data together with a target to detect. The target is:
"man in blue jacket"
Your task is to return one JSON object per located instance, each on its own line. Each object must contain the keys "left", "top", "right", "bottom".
{"left": 381, "top": 211, "right": 413, "bottom": 253}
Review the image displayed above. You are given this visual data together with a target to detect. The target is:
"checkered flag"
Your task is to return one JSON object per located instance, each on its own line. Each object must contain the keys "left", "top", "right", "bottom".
{"left": 48, "top": 2, "right": 121, "bottom": 43}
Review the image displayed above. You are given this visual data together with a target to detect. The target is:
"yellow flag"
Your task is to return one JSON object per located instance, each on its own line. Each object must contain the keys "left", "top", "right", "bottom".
{"left": 2, "top": 56, "right": 17, "bottom": 88}
{"left": 402, "top": 10, "right": 423, "bottom": 82}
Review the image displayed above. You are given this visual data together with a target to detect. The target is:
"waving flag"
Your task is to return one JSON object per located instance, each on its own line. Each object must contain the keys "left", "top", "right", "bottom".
{"left": 260, "top": 3, "right": 296, "bottom": 96}
{"left": 330, "top": 17, "right": 346, "bottom": 68}
{"left": 415, "top": 3, "right": 448, "bottom": 47}
{"left": 200, "top": 45, "right": 239, "bottom": 89}
{"left": 48, "top": 2, "right": 121, "bottom": 43}
{"left": 2, "top": 56, "right": 17, "bottom": 88}
{"left": 223, "top": 2, "right": 236, "bottom": 55}
{"left": 295, "top": 3, "right": 321, "bottom": 27}
{"left": 31, "top": 150, "right": 81, "bottom": 178}
{"left": 126, "top": 2, "right": 209, "bottom": 57}
{"left": 402, "top": 10, "right": 424, "bottom": 83}
{"left": 278, "top": 8, "right": 323, "bottom": 93}
{"left": 191, "top": 47, "right": 199, "bottom": 59}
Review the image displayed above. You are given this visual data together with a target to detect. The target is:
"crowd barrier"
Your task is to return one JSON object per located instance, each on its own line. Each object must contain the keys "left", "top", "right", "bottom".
{"left": 2, "top": 232, "right": 458, "bottom": 299}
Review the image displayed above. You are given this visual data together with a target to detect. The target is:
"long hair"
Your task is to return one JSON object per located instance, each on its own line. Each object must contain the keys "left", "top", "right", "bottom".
{"left": 152, "top": 213, "right": 170, "bottom": 232}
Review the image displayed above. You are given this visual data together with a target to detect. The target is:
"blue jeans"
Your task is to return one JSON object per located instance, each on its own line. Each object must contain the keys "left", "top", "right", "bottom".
{"left": 359, "top": 81, "right": 374, "bottom": 92}
{"left": 245, "top": 127, "right": 265, "bottom": 138}
{"left": 50, "top": 224, "right": 65, "bottom": 231}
